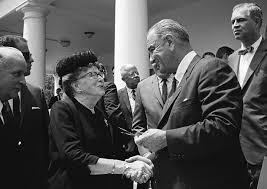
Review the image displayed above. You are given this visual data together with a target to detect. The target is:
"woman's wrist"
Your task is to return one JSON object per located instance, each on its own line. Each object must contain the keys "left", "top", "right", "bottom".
{"left": 110, "top": 160, "right": 130, "bottom": 175}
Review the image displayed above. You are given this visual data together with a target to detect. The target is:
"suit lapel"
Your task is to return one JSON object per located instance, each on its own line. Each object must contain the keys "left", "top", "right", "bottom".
{"left": 151, "top": 75, "right": 164, "bottom": 107}
{"left": 122, "top": 87, "right": 132, "bottom": 114}
{"left": 20, "top": 85, "right": 38, "bottom": 127}
{"left": 242, "top": 39, "right": 267, "bottom": 89}
{"left": 158, "top": 55, "right": 201, "bottom": 128}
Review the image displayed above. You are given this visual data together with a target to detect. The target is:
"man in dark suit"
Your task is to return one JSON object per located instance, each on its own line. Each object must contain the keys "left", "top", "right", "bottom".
{"left": 228, "top": 3, "right": 267, "bottom": 189}
{"left": 118, "top": 64, "right": 140, "bottom": 156}
{"left": 0, "top": 35, "right": 49, "bottom": 189}
{"left": 48, "top": 87, "right": 62, "bottom": 109}
{"left": 128, "top": 19, "right": 249, "bottom": 189}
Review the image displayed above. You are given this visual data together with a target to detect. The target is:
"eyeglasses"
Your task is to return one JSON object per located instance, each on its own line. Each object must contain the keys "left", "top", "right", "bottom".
{"left": 22, "top": 52, "right": 31, "bottom": 62}
{"left": 79, "top": 71, "right": 104, "bottom": 80}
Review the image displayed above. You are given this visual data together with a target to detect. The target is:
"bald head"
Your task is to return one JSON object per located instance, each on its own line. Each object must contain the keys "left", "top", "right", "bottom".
{"left": 0, "top": 47, "right": 27, "bottom": 101}
{"left": 120, "top": 64, "right": 140, "bottom": 89}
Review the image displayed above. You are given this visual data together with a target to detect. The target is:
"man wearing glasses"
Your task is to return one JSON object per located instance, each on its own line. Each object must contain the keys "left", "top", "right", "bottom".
{"left": 0, "top": 35, "right": 49, "bottom": 189}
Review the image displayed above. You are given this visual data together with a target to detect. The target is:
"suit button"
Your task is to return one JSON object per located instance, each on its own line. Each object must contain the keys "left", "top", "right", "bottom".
{"left": 18, "top": 141, "right": 22, "bottom": 146}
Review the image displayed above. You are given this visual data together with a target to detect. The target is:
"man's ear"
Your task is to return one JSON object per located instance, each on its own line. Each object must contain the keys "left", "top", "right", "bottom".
{"left": 164, "top": 34, "right": 175, "bottom": 50}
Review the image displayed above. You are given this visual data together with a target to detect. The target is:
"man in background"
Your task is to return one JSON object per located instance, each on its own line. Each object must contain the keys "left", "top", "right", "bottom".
{"left": 228, "top": 3, "right": 267, "bottom": 188}
{"left": 118, "top": 64, "right": 140, "bottom": 158}
{"left": 48, "top": 87, "right": 62, "bottom": 109}
{"left": 216, "top": 46, "right": 234, "bottom": 61}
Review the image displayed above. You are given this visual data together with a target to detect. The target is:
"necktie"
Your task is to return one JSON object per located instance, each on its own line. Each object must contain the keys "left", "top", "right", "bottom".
{"left": 161, "top": 79, "right": 168, "bottom": 104}
{"left": 2, "top": 101, "right": 14, "bottom": 126}
{"left": 238, "top": 46, "right": 254, "bottom": 55}
{"left": 132, "top": 89, "right": 136, "bottom": 100}
{"left": 169, "top": 78, "right": 177, "bottom": 97}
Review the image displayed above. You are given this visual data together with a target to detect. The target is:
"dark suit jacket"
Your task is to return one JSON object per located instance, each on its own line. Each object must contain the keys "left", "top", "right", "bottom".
{"left": 48, "top": 95, "right": 60, "bottom": 109}
{"left": 0, "top": 83, "right": 49, "bottom": 189}
{"left": 118, "top": 87, "right": 133, "bottom": 130}
{"left": 228, "top": 39, "right": 267, "bottom": 165}
{"left": 153, "top": 55, "right": 249, "bottom": 189}
{"left": 132, "top": 74, "right": 164, "bottom": 133}
{"left": 118, "top": 87, "right": 138, "bottom": 157}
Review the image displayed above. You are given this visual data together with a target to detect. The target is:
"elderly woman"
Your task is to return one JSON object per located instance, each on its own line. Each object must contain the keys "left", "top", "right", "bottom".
{"left": 48, "top": 50, "right": 153, "bottom": 189}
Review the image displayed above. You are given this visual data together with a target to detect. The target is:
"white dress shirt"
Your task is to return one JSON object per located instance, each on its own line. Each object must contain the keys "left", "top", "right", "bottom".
{"left": 126, "top": 87, "right": 136, "bottom": 113}
{"left": 0, "top": 92, "right": 21, "bottom": 124}
{"left": 157, "top": 74, "right": 175, "bottom": 96}
{"left": 175, "top": 51, "right": 197, "bottom": 83}
{"left": 238, "top": 36, "right": 262, "bottom": 86}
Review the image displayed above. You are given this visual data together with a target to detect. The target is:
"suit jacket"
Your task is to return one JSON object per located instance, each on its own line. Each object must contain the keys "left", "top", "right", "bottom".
{"left": 118, "top": 87, "right": 139, "bottom": 157}
{"left": 48, "top": 95, "right": 60, "bottom": 109}
{"left": 118, "top": 87, "right": 133, "bottom": 130}
{"left": 132, "top": 74, "right": 164, "bottom": 133}
{"left": 0, "top": 83, "right": 49, "bottom": 189}
{"left": 228, "top": 39, "right": 267, "bottom": 165}
{"left": 153, "top": 55, "right": 249, "bottom": 189}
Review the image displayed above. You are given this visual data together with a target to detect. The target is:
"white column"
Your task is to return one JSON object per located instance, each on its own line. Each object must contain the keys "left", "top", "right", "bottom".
{"left": 114, "top": 0, "right": 149, "bottom": 89}
{"left": 21, "top": 4, "right": 49, "bottom": 88}
{"left": 53, "top": 74, "right": 60, "bottom": 95}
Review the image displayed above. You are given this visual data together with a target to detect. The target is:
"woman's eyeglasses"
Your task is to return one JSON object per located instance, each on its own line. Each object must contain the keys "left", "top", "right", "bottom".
{"left": 79, "top": 71, "right": 104, "bottom": 80}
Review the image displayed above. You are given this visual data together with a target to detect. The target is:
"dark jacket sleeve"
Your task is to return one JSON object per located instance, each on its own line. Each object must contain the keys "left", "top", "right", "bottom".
{"left": 132, "top": 83, "right": 147, "bottom": 133}
{"left": 103, "top": 82, "right": 131, "bottom": 142}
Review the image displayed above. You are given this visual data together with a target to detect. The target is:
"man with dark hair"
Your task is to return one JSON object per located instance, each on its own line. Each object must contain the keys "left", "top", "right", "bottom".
{"left": 0, "top": 35, "right": 34, "bottom": 76}
{"left": 216, "top": 46, "right": 234, "bottom": 61}
{"left": 202, "top": 51, "right": 215, "bottom": 59}
{"left": 228, "top": 3, "right": 267, "bottom": 189}
{"left": 128, "top": 18, "right": 249, "bottom": 189}
{"left": 0, "top": 35, "right": 49, "bottom": 189}
{"left": 48, "top": 87, "right": 63, "bottom": 109}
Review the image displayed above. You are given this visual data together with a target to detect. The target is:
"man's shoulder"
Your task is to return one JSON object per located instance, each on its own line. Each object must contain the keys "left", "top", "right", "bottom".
{"left": 138, "top": 74, "right": 156, "bottom": 87}
{"left": 117, "top": 87, "right": 126, "bottom": 96}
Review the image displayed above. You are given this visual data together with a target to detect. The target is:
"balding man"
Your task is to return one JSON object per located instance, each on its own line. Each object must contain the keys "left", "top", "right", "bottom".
{"left": 0, "top": 36, "right": 49, "bottom": 189}
{"left": 0, "top": 47, "right": 27, "bottom": 188}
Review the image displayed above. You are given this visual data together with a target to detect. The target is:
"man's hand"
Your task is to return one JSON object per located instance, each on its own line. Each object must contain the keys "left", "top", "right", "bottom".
{"left": 125, "top": 155, "right": 153, "bottom": 167}
{"left": 123, "top": 159, "right": 153, "bottom": 184}
{"left": 134, "top": 129, "right": 167, "bottom": 152}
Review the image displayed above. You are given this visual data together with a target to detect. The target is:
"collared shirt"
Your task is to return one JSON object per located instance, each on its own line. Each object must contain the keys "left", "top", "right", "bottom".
{"left": 238, "top": 36, "right": 262, "bottom": 86}
{"left": 0, "top": 92, "right": 21, "bottom": 124}
{"left": 126, "top": 86, "right": 136, "bottom": 113}
{"left": 175, "top": 51, "right": 197, "bottom": 83}
{"left": 157, "top": 74, "right": 175, "bottom": 96}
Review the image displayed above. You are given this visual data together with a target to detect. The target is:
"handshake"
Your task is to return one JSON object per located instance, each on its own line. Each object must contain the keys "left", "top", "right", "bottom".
{"left": 122, "top": 155, "right": 153, "bottom": 184}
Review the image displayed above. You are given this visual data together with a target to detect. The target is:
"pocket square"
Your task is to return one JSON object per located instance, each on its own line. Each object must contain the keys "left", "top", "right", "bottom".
{"left": 32, "top": 107, "right": 40, "bottom": 110}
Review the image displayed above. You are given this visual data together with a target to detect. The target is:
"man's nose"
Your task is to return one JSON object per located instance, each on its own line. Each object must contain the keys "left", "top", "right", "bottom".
{"left": 232, "top": 20, "right": 239, "bottom": 28}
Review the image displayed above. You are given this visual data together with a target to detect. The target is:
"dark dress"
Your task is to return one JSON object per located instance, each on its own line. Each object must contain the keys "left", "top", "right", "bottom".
{"left": 48, "top": 95, "right": 126, "bottom": 189}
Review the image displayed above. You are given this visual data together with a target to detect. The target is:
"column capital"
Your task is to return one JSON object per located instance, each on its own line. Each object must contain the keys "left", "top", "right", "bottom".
{"left": 18, "top": 1, "right": 50, "bottom": 19}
